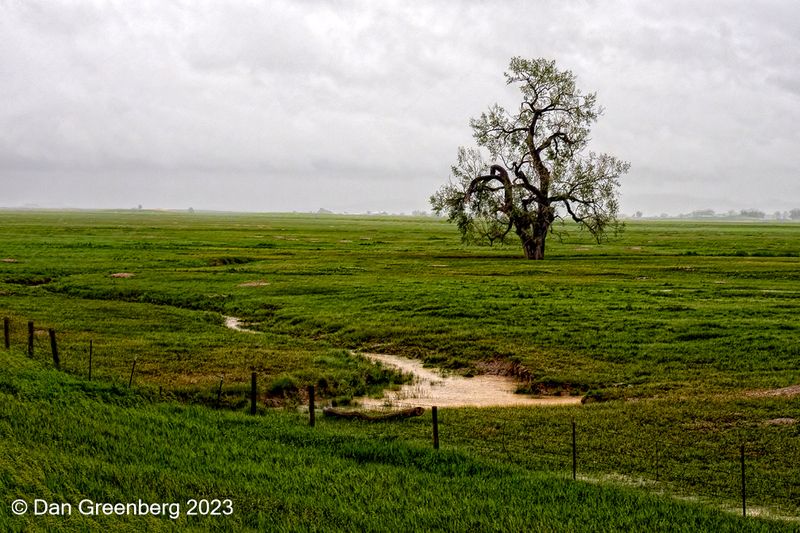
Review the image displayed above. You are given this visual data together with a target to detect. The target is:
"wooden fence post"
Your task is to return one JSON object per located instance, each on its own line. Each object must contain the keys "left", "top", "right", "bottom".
{"left": 3, "top": 317, "right": 9, "bottom": 349}
{"left": 128, "top": 358, "right": 137, "bottom": 388}
{"left": 308, "top": 385, "right": 315, "bottom": 427}
{"left": 216, "top": 377, "right": 224, "bottom": 408}
{"left": 48, "top": 329, "right": 60, "bottom": 370}
{"left": 572, "top": 420, "right": 577, "bottom": 481}
{"left": 27, "top": 321, "right": 34, "bottom": 357}
{"left": 250, "top": 372, "right": 257, "bottom": 415}
{"left": 432, "top": 406, "right": 439, "bottom": 450}
{"left": 655, "top": 441, "right": 660, "bottom": 482}
{"left": 741, "top": 443, "right": 746, "bottom": 518}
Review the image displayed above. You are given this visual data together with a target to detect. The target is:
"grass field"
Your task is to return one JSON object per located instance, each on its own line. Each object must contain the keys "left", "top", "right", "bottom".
{"left": 0, "top": 346, "right": 792, "bottom": 531}
{"left": 1, "top": 209, "right": 800, "bottom": 529}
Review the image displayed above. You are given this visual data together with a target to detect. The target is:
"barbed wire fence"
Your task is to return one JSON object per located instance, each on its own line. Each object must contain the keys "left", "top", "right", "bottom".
{"left": 3, "top": 315, "right": 799, "bottom": 521}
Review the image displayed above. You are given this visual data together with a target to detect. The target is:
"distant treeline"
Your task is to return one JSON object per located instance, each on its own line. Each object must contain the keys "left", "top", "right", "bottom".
{"left": 630, "top": 208, "right": 800, "bottom": 220}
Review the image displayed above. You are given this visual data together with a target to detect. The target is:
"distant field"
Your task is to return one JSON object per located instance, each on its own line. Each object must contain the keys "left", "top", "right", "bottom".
{"left": 2, "top": 210, "right": 800, "bottom": 520}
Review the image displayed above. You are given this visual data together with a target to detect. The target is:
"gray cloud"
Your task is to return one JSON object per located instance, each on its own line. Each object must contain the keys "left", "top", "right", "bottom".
{"left": 1, "top": 1, "right": 798, "bottom": 214}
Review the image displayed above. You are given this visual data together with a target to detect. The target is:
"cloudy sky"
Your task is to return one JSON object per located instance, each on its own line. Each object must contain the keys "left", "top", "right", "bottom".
{"left": 1, "top": 1, "right": 798, "bottom": 215}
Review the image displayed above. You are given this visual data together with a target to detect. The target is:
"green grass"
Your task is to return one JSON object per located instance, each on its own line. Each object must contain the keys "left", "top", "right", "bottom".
{"left": 1, "top": 209, "right": 800, "bottom": 526}
{"left": 0, "top": 348, "right": 788, "bottom": 531}
{"left": 2, "top": 211, "right": 798, "bottom": 397}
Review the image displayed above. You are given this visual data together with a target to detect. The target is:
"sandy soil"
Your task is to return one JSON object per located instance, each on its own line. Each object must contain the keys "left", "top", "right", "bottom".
{"left": 358, "top": 352, "right": 582, "bottom": 409}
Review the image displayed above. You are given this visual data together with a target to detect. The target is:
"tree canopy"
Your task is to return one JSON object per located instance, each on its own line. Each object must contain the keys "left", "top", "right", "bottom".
{"left": 431, "top": 57, "right": 630, "bottom": 259}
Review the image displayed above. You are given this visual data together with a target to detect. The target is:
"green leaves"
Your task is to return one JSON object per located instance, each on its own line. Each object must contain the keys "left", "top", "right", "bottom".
{"left": 432, "top": 57, "right": 629, "bottom": 258}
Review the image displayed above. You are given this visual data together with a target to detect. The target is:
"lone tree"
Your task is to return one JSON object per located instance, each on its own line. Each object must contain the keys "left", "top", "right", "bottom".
{"left": 431, "top": 57, "right": 630, "bottom": 259}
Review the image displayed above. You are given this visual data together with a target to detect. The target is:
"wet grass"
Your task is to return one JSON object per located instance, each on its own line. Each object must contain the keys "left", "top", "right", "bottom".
{"left": 0, "top": 349, "right": 789, "bottom": 531}
{"left": 1, "top": 209, "right": 800, "bottom": 524}
{"left": 1, "top": 210, "right": 798, "bottom": 399}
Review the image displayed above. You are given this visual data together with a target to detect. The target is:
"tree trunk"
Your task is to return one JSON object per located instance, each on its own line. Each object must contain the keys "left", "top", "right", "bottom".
{"left": 518, "top": 207, "right": 552, "bottom": 260}
{"left": 521, "top": 237, "right": 543, "bottom": 259}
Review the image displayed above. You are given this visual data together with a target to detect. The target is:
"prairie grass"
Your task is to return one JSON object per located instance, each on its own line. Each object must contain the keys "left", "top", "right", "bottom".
{"left": 0, "top": 349, "right": 789, "bottom": 531}
{"left": 1, "top": 210, "right": 800, "bottom": 523}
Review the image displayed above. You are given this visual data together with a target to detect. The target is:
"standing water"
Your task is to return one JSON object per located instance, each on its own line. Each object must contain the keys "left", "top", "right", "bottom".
{"left": 357, "top": 353, "right": 581, "bottom": 409}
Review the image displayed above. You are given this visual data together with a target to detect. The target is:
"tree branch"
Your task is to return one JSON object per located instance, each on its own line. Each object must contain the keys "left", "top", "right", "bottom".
{"left": 465, "top": 164, "right": 515, "bottom": 215}
{"left": 537, "top": 131, "right": 574, "bottom": 153}
{"left": 512, "top": 162, "right": 545, "bottom": 203}
{"left": 562, "top": 199, "right": 586, "bottom": 224}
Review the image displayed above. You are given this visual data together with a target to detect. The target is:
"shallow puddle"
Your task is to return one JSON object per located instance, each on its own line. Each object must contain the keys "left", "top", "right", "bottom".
{"left": 222, "top": 317, "right": 582, "bottom": 408}
{"left": 358, "top": 353, "right": 581, "bottom": 409}
{"left": 223, "top": 316, "right": 260, "bottom": 334}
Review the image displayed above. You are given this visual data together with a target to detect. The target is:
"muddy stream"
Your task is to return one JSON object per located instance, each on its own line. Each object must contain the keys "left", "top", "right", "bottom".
{"left": 224, "top": 316, "right": 579, "bottom": 408}
{"left": 358, "top": 353, "right": 580, "bottom": 408}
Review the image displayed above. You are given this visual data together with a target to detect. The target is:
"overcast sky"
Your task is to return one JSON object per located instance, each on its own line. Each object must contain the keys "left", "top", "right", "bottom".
{"left": 1, "top": 1, "right": 798, "bottom": 215}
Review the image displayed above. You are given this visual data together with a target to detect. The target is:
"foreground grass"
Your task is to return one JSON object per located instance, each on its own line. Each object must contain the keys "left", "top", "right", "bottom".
{"left": 0, "top": 350, "right": 787, "bottom": 532}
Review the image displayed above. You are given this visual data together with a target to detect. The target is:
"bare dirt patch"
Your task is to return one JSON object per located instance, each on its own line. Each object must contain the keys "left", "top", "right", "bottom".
{"left": 2, "top": 258, "right": 19, "bottom": 263}
{"left": 764, "top": 417, "right": 797, "bottom": 426}
{"left": 238, "top": 280, "right": 270, "bottom": 287}
{"left": 357, "top": 353, "right": 581, "bottom": 409}
{"left": 110, "top": 272, "right": 135, "bottom": 278}
{"left": 748, "top": 384, "right": 800, "bottom": 398}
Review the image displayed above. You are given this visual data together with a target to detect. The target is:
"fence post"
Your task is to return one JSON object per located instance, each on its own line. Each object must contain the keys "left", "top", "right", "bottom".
{"left": 27, "top": 321, "right": 34, "bottom": 357}
{"left": 216, "top": 377, "right": 224, "bottom": 408}
{"left": 655, "top": 441, "right": 660, "bottom": 482}
{"left": 572, "top": 420, "right": 577, "bottom": 481}
{"left": 128, "top": 358, "right": 137, "bottom": 388}
{"left": 308, "top": 385, "right": 315, "bottom": 427}
{"left": 88, "top": 340, "right": 93, "bottom": 380}
{"left": 250, "top": 372, "right": 257, "bottom": 415}
{"left": 48, "top": 329, "right": 60, "bottom": 370}
{"left": 3, "top": 317, "right": 9, "bottom": 349}
{"left": 432, "top": 406, "right": 439, "bottom": 450}
{"left": 741, "top": 443, "right": 746, "bottom": 518}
